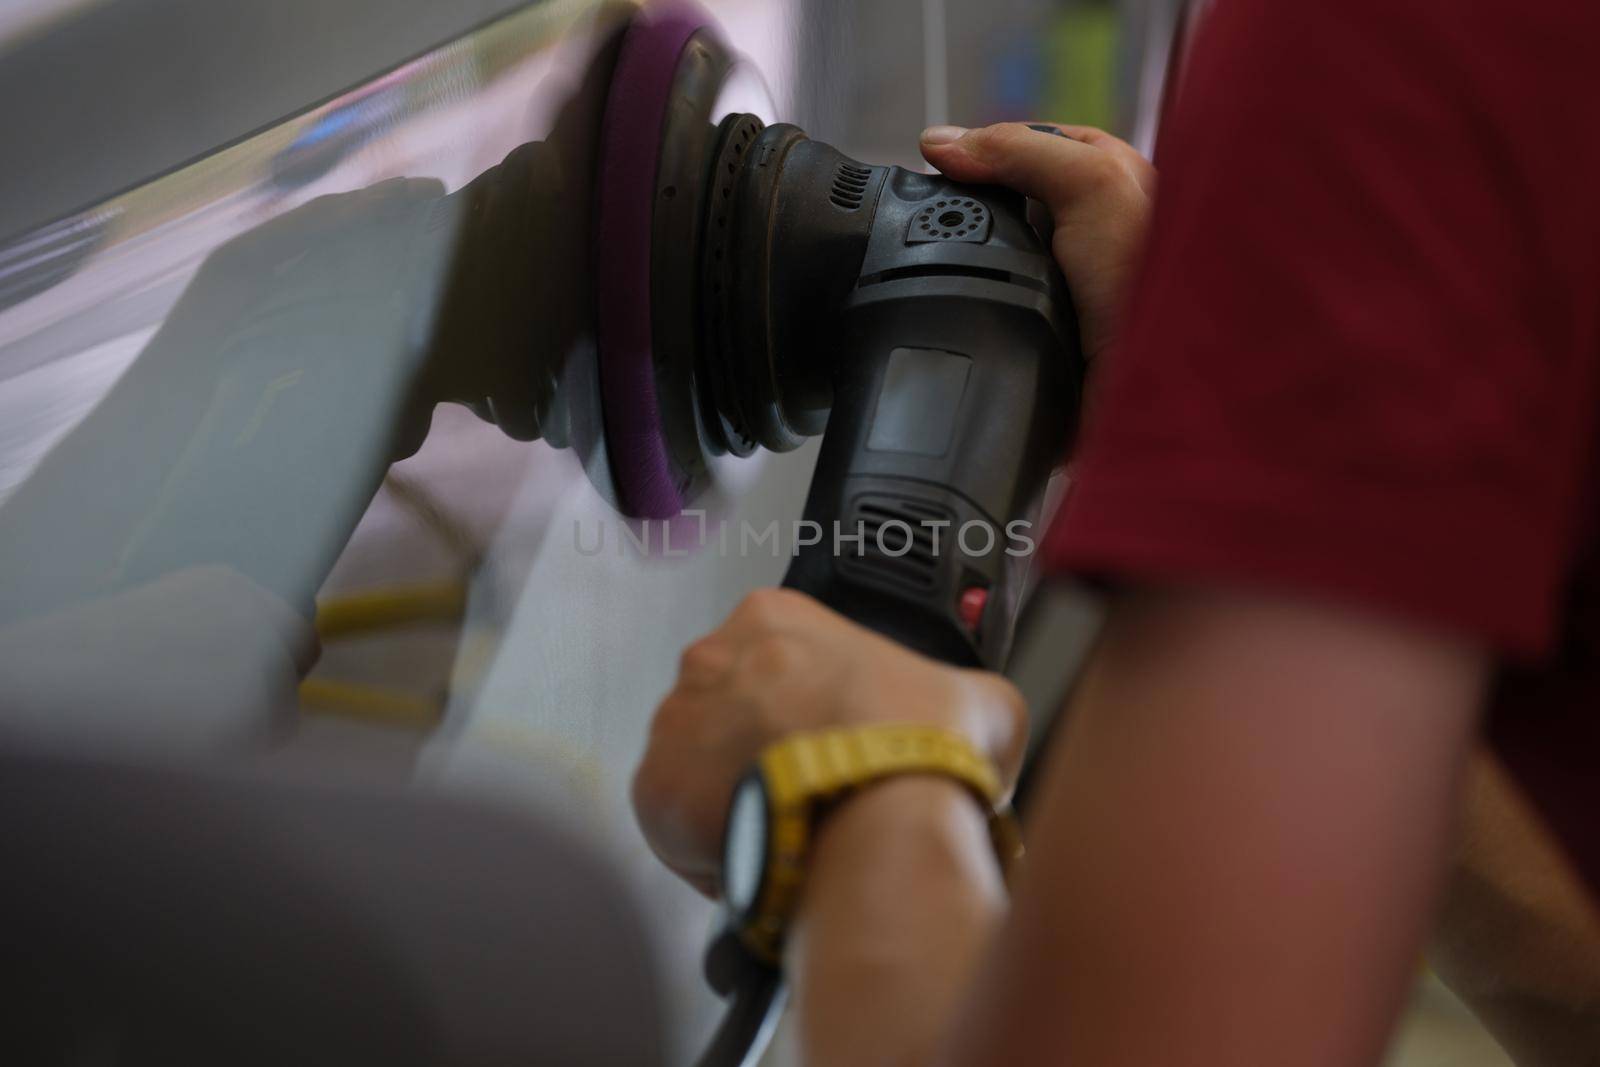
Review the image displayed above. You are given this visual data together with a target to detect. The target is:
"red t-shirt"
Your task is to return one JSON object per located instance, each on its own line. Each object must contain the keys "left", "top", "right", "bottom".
{"left": 1043, "top": 0, "right": 1600, "bottom": 892}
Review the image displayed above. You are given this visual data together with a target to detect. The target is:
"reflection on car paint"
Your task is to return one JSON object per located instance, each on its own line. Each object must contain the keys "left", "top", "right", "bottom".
{"left": 0, "top": 2, "right": 632, "bottom": 748}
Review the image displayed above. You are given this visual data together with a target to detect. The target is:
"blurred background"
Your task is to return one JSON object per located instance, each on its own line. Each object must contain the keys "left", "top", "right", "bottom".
{"left": 0, "top": 2, "right": 1516, "bottom": 1065}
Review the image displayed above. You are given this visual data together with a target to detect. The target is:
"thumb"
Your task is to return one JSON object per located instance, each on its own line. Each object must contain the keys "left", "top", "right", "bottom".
{"left": 920, "top": 122, "right": 1121, "bottom": 215}
{"left": 955, "top": 667, "right": 1030, "bottom": 781}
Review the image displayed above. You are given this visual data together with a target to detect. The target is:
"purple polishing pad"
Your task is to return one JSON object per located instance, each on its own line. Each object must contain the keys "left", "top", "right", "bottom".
{"left": 594, "top": 1, "right": 714, "bottom": 519}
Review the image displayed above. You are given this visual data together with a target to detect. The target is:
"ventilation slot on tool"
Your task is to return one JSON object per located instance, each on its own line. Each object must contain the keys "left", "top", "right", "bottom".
{"left": 842, "top": 496, "right": 948, "bottom": 592}
{"left": 859, "top": 263, "right": 1022, "bottom": 289}
{"left": 704, "top": 115, "right": 764, "bottom": 454}
{"left": 905, "top": 196, "right": 992, "bottom": 245}
{"left": 829, "top": 163, "right": 871, "bottom": 210}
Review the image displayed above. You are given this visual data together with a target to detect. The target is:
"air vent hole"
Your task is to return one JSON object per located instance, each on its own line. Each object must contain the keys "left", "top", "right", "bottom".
{"left": 939, "top": 210, "right": 965, "bottom": 228}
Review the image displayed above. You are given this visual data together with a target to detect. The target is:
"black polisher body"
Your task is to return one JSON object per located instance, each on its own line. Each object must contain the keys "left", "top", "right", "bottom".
{"left": 685, "top": 117, "right": 1083, "bottom": 669}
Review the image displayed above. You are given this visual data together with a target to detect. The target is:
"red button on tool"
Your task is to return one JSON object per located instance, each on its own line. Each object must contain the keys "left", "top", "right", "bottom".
{"left": 958, "top": 586, "right": 988, "bottom": 633}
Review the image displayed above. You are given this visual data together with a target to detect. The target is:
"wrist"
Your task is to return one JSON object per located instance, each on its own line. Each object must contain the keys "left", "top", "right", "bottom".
{"left": 793, "top": 777, "right": 1006, "bottom": 1067}
{"left": 721, "top": 724, "right": 1017, "bottom": 963}
{"left": 809, "top": 776, "right": 1006, "bottom": 909}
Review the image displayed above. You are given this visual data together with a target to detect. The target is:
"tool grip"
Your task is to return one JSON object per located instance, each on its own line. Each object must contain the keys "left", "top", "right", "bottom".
{"left": 781, "top": 279, "right": 1072, "bottom": 669}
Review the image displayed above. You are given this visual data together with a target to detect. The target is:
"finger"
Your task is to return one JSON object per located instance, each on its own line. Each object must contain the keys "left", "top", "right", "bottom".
{"left": 740, "top": 632, "right": 807, "bottom": 682}
{"left": 630, "top": 758, "right": 721, "bottom": 899}
{"left": 956, "top": 668, "right": 1031, "bottom": 781}
{"left": 1026, "top": 122, "right": 1134, "bottom": 155}
{"left": 724, "top": 586, "right": 820, "bottom": 636}
{"left": 1033, "top": 124, "right": 1158, "bottom": 198}
{"left": 919, "top": 122, "right": 1127, "bottom": 215}
{"left": 677, "top": 634, "right": 736, "bottom": 690}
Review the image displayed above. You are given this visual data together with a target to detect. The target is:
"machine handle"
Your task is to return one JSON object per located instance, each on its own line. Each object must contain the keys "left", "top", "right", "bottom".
{"left": 781, "top": 282, "right": 1073, "bottom": 670}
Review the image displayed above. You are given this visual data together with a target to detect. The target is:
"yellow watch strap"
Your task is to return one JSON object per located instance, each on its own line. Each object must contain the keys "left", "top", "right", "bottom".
{"left": 758, "top": 722, "right": 1002, "bottom": 809}
{"left": 737, "top": 723, "right": 1022, "bottom": 962}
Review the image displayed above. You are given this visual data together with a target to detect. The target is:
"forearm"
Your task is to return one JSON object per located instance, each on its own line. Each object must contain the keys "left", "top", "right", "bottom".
{"left": 1430, "top": 751, "right": 1600, "bottom": 1066}
{"left": 944, "top": 589, "right": 1483, "bottom": 1067}
{"left": 791, "top": 777, "right": 1006, "bottom": 1067}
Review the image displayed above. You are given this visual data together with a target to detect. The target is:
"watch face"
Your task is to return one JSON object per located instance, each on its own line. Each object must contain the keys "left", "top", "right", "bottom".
{"left": 722, "top": 773, "right": 768, "bottom": 917}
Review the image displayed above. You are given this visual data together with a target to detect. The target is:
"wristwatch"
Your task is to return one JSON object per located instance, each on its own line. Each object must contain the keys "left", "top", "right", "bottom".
{"left": 720, "top": 723, "right": 1024, "bottom": 962}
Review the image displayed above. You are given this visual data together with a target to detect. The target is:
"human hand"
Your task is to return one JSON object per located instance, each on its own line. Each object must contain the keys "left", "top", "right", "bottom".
{"left": 631, "top": 588, "right": 1027, "bottom": 896}
{"left": 921, "top": 122, "right": 1155, "bottom": 361}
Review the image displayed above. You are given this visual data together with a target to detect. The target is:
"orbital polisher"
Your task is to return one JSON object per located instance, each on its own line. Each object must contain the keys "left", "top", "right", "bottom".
{"left": 593, "top": 4, "right": 1083, "bottom": 672}
{"left": 588, "top": 6, "right": 1084, "bottom": 1064}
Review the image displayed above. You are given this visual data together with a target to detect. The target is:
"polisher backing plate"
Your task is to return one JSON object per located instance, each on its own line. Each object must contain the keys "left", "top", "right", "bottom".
{"left": 593, "top": 1, "right": 715, "bottom": 519}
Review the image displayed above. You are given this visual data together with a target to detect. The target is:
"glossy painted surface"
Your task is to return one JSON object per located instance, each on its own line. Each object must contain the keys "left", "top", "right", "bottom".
{"left": 0, "top": 1, "right": 804, "bottom": 1057}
